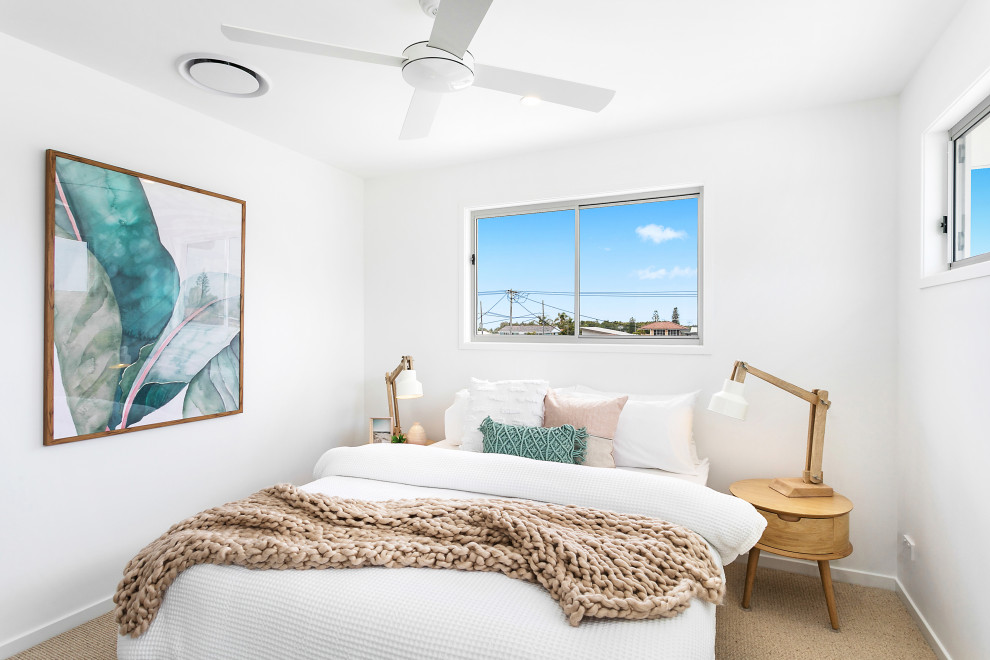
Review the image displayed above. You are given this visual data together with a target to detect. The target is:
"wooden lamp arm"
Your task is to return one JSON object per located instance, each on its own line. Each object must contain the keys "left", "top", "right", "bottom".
{"left": 387, "top": 356, "right": 415, "bottom": 384}
{"left": 731, "top": 361, "right": 831, "bottom": 484}
{"left": 385, "top": 356, "right": 414, "bottom": 436}
{"left": 732, "top": 361, "right": 824, "bottom": 406}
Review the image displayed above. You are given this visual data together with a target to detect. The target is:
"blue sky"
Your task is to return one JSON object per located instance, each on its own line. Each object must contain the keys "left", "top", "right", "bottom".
{"left": 971, "top": 167, "right": 990, "bottom": 257}
{"left": 476, "top": 198, "right": 698, "bottom": 330}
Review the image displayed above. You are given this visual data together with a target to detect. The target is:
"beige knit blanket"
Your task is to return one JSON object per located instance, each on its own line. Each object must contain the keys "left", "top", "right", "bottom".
{"left": 115, "top": 484, "right": 724, "bottom": 637}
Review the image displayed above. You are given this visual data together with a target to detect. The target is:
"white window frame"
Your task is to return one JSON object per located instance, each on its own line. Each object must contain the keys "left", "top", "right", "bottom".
{"left": 947, "top": 92, "right": 990, "bottom": 269}
{"left": 467, "top": 187, "right": 704, "bottom": 347}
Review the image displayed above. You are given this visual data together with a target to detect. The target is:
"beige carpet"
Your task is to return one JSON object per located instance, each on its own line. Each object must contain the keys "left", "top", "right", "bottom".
{"left": 10, "top": 612, "right": 116, "bottom": 660}
{"left": 716, "top": 562, "right": 935, "bottom": 659}
{"left": 12, "top": 563, "right": 935, "bottom": 659}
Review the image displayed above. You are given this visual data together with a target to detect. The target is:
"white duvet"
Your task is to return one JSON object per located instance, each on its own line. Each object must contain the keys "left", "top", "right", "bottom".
{"left": 118, "top": 445, "right": 765, "bottom": 660}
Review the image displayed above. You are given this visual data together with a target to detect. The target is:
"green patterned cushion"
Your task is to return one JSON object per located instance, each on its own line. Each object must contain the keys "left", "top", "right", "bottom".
{"left": 479, "top": 416, "right": 588, "bottom": 464}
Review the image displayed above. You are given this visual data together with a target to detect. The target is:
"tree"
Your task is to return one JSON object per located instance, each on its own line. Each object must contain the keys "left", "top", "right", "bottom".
{"left": 671, "top": 307, "right": 680, "bottom": 324}
{"left": 554, "top": 312, "right": 574, "bottom": 335}
{"left": 626, "top": 316, "right": 637, "bottom": 334}
{"left": 189, "top": 271, "right": 217, "bottom": 310}
{"left": 195, "top": 271, "right": 212, "bottom": 299}
{"left": 652, "top": 310, "right": 660, "bottom": 323}
{"left": 535, "top": 314, "right": 553, "bottom": 334}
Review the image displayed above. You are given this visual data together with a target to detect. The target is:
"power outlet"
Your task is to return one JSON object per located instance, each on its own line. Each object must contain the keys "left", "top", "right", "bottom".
{"left": 901, "top": 534, "right": 916, "bottom": 561}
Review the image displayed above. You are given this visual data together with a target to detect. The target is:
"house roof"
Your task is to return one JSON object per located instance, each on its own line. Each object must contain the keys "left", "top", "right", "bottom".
{"left": 580, "top": 327, "right": 634, "bottom": 336}
{"left": 640, "top": 321, "right": 689, "bottom": 330}
{"left": 499, "top": 325, "right": 558, "bottom": 333}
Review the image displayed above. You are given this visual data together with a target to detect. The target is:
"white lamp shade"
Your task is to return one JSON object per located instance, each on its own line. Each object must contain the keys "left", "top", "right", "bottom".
{"left": 708, "top": 379, "right": 748, "bottom": 420}
{"left": 395, "top": 369, "right": 423, "bottom": 399}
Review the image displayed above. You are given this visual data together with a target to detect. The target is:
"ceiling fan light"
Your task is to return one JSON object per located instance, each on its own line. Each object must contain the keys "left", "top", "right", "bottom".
{"left": 520, "top": 95, "right": 542, "bottom": 106}
{"left": 401, "top": 42, "right": 475, "bottom": 93}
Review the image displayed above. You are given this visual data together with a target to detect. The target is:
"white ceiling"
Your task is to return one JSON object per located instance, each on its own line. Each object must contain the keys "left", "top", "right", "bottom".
{"left": 0, "top": 0, "right": 966, "bottom": 178}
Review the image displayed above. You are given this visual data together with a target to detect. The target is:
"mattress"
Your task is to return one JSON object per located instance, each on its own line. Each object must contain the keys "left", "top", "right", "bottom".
{"left": 429, "top": 438, "right": 711, "bottom": 486}
{"left": 118, "top": 445, "right": 764, "bottom": 660}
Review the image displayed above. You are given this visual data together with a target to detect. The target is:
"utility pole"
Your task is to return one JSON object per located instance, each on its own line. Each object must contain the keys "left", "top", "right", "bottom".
{"left": 542, "top": 300, "right": 546, "bottom": 334}
{"left": 507, "top": 289, "right": 516, "bottom": 332}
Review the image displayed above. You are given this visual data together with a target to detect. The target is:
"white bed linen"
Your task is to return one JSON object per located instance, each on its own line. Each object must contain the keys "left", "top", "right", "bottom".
{"left": 430, "top": 437, "right": 711, "bottom": 486}
{"left": 620, "top": 459, "right": 710, "bottom": 486}
{"left": 119, "top": 445, "right": 764, "bottom": 660}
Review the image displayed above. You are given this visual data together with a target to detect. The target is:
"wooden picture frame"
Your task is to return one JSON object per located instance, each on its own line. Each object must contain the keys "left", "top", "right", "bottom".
{"left": 44, "top": 150, "right": 246, "bottom": 446}
{"left": 369, "top": 417, "right": 392, "bottom": 444}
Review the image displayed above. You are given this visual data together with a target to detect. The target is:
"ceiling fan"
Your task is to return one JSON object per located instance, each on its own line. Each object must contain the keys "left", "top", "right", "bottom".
{"left": 221, "top": 0, "right": 615, "bottom": 140}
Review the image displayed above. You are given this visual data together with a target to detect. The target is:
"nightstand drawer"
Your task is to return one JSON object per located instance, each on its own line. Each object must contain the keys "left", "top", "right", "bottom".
{"left": 756, "top": 509, "right": 849, "bottom": 555}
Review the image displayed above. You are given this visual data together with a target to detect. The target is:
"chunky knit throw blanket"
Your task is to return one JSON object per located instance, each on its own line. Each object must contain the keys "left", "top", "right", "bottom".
{"left": 115, "top": 484, "right": 724, "bottom": 637}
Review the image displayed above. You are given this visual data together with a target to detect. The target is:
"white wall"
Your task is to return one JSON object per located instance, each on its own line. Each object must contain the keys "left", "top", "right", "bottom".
{"left": 0, "top": 33, "right": 365, "bottom": 652}
{"left": 897, "top": 1, "right": 990, "bottom": 658}
{"left": 365, "top": 98, "right": 900, "bottom": 579}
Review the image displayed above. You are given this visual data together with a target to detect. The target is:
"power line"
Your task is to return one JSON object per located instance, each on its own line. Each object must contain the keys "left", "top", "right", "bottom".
{"left": 478, "top": 290, "right": 697, "bottom": 298}
{"left": 479, "top": 289, "right": 698, "bottom": 330}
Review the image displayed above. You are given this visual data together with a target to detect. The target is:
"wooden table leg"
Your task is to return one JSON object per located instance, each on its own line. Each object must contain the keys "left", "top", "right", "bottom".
{"left": 742, "top": 547, "right": 760, "bottom": 609}
{"left": 818, "top": 560, "right": 840, "bottom": 630}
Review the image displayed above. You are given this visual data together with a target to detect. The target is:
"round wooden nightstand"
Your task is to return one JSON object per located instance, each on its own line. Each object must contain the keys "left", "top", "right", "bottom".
{"left": 729, "top": 479, "right": 853, "bottom": 630}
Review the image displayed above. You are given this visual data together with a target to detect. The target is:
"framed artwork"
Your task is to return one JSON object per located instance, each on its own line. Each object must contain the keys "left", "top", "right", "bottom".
{"left": 369, "top": 417, "right": 392, "bottom": 443}
{"left": 44, "top": 150, "right": 245, "bottom": 446}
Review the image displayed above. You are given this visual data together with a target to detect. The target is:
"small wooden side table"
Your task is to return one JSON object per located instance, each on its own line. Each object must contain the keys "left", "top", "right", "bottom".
{"left": 729, "top": 479, "right": 853, "bottom": 630}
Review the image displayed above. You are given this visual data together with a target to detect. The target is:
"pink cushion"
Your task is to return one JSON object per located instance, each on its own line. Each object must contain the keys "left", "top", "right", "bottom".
{"left": 542, "top": 389, "right": 628, "bottom": 439}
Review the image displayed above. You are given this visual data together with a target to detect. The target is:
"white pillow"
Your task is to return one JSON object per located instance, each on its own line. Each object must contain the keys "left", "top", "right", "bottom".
{"left": 611, "top": 393, "right": 699, "bottom": 474}
{"left": 572, "top": 385, "right": 701, "bottom": 465}
{"left": 460, "top": 378, "right": 550, "bottom": 452}
{"left": 443, "top": 389, "right": 470, "bottom": 446}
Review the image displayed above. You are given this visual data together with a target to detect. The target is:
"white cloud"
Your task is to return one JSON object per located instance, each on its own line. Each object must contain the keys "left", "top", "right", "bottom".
{"left": 635, "top": 224, "right": 687, "bottom": 243}
{"left": 636, "top": 266, "right": 696, "bottom": 280}
{"left": 636, "top": 266, "right": 667, "bottom": 279}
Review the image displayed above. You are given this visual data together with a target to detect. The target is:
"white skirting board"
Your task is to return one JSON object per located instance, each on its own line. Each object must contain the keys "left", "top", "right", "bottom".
{"left": 733, "top": 552, "right": 895, "bottom": 589}
{"left": 895, "top": 579, "right": 952, "bottom": 660}
{"left": 0, "top": 595, "right": 113, "bottom": 660}
{"left": 731, "top": 554, "right": 951, "bottom": 660}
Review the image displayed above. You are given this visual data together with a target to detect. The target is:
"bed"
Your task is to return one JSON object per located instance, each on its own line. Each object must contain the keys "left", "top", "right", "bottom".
{"left": 430, "top": 437, "right": 712, "bottom": 486}
{"left": 117, "top": 443, "right": 764, "bottom": 659}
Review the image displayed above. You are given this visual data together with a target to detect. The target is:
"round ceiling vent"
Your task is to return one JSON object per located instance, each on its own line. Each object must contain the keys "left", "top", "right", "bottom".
{"left": 178, "top": 55, "right": 270, "bottom": 98}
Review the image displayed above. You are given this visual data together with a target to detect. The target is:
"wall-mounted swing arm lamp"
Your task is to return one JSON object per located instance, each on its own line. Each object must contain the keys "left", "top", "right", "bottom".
{"left": 709, "top": 361, "right": 834, "bottom": 498}
{"left": 385, "top": 355, "right": 423, "bottom": 436}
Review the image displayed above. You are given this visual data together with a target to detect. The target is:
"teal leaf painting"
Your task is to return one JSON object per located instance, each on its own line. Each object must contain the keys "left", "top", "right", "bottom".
{"left": 124, "top": 381, "right": 189, "bottom": 427}
{"left": 117, "top": 273, "right": 241, "bottom": 428}
{"left": 47, "top": 152, "right": 243, "bottom": 443}
{"left": 52, "top": 179, "right": 80, "bottom": 241}
{"left": 183, "top": 334, "right": 241, "bottom": 418}
{"left": 107, "top": 342, "right": 155, "bottom": 431}
{"left": 54, "top": 158, "right": 179, "bottom": 365}
{"left": 52, "top": 249, "right": 123, "bottom": 435}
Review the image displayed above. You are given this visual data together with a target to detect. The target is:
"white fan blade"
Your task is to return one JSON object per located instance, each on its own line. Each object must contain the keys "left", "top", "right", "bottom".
{"left": 427, "top": 0, "right": 493, "bottom": 58}
{"left": 221, "top": 24, "right": 404, "bottom": 68}
{"left": 400, "top": 90, "right": 444, "bottom": 140}
{"left": 473, "top": 64, "right": 615, "bottom": 112}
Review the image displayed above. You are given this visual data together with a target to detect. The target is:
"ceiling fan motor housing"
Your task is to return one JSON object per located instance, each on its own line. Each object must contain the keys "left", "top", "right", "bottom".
{"left": 401, "top": 42, "right": 475, "bottom": 92}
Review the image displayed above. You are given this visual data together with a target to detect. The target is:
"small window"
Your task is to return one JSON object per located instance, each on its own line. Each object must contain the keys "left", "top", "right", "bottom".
{"left": 949, "top": 93, "right": 990, "bottom": 268}
{"left": 471, "top": 188, "right": 702, "bottom": 344}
